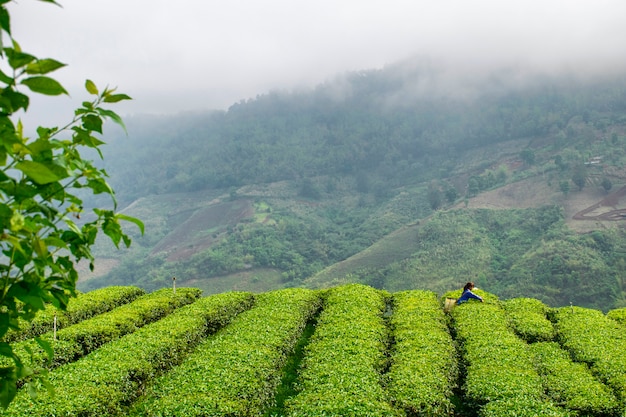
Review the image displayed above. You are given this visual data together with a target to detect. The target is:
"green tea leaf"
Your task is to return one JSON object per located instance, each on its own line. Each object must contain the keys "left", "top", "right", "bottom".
{"left": 0, "top": 375, "right": 17, "bottom": 410}
{"left": 1, "top": 89, "right": 30, "bottom": 112}
{"left": 81, "top": 114, "right": 103, "bottom": 133}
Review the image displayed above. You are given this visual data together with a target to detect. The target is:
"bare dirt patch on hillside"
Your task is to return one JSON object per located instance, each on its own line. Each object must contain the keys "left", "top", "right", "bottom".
{"left": 463, "top": 177, "right": 626, "bottom": 233}
{"left": 572, "top": 185, "right": 626, "bottom": 220}
{"left": 152, "top": 199, "right": 254, "bottom": 261}
{"left": 464, "top": 177, "right": 564, "bottom": 210}
{"left": 76, "top": 258, "right": 121, "bottom": 282}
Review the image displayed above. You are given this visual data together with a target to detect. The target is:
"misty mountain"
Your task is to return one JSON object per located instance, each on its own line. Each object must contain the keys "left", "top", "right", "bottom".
{"left": 100, "top": 62, "right": 626, "bottom": 205}
{"left": 81, "top": 62, "right": 626, "bottom": 311}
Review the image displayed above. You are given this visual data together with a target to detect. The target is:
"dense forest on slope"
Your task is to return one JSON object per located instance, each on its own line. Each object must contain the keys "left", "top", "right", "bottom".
{"left": 79, "top": 61, "right": 626, "bottom": 310}
{"left": 100, "top": 64, "right": 626, "bottom": 204}
{"left": 314, "top": 207, "right": 626, "bottom": 311}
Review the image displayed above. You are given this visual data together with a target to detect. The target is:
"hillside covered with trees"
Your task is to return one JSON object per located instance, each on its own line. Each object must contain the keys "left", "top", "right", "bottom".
{"left": 80, "top": 61, "right": 626, "bottom": 311}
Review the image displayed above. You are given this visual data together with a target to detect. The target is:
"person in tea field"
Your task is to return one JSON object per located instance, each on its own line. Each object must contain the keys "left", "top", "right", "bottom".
{"left": 456, "top": 282, "right": 484, "bottom": 304}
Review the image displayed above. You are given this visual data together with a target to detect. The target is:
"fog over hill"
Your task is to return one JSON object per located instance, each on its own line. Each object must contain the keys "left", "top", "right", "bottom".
{"left": 72, "top": 62, "right": 626, "bottom": 312}
{"left": 11, "top": 0, "right": 626, "bottom": 126}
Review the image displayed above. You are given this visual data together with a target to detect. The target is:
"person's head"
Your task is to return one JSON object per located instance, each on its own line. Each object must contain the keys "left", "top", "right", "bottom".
{"left": 463, "top": 282, "right": 475, "bottom": 292}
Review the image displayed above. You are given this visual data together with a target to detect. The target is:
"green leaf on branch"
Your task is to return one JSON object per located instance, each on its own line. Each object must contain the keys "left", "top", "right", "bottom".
{"left": 102, "top": 217, "right": 124, "bottom": 248}
{"left": 25, "top": 58, "right": 66, "bottom": 75}
{"left": 103, "top": 93, "right": 131, "bottom": 103}
{"left": 21, "top": 76, "right": 68, "bottom": 96}
{"left": 79, "top": 134, "right": 106, "bottom": 148}
{"left": 85, "top": 177, "right": 113, "bottom": 195}
{"left": 4, "top": 47, "right": 35, "bottom": 69}
{"left": 0, "top": 68, "right": 13, "bottom": 84}
{"left": 0, "top": 371, "right": 17, "bottom": 410}
{"left": 81, "top": 114, "right": 103, "bottom": 133}
{"left": 32, "top": 236, "right": 48, "bottom": 258}
{"left": 28, "top": 137, "right": 56, "bottom": 156}
{"left": 97, "top": 108, "right": 127, "bottom": 132}
{"left": 34, "top": 337, "right": 54, "bottom": 363}
{"left": 43, "top": 236, "right": 67, "bottom": 251}
{"left": 0, "top": 7, "right": 10, "bottom": 37}
{"left": 85, "top": 79, "right": 98, "bottom": 95}
{"left": 72, "top": 126, "right": 105, "bottom": 148}
{"left": 116, "top": 213, "right": 145, "bottom": 235}
{"left": 15, "top": 160, "right": 61, "bottom": 184}
{"left": 1, "top": 88, "right": 30, "bottom": 113}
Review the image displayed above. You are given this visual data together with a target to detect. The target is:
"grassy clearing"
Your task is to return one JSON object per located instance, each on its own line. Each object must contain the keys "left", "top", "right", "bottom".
{"left": 183, "top": 268, "right": 286, "bottom": 295}
{"left": 305, "top": 224, "right": 420, "bottom": 288}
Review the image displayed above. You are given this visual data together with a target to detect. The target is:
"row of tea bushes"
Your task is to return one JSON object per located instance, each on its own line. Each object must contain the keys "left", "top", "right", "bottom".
{"left": 502, "top": 298, "right": 555, "bottom": 343}
{"left": 452, "top": 301, "right": 568, "bottom": 417}
{"left": 552, "top": 306, "right": 626, "bottom": 403}
{"left": 4, "top": 286, "right": 145, "bottom": 343}
{"left": 2, "top": 291, "right": 254, "bottom": 417}
{"left": 10, "top": 288, "right": 201, "bottom": 370}
{"left": 386, "top": 290, "right": 457, "bottom": 417}
{"left": 284, "top": 284, "right": 398, "bottom": 416}
{"left": 130, "top": 288, "right": 322, "bottom": 417}
{"left": 478, "top": 397, "right": 572, "bottom": 417}
{"left": 606, "top": 307, "right": 626, "bottom": 325}
{"left": 530, "top": 342, "right": 619, "bottom": 416}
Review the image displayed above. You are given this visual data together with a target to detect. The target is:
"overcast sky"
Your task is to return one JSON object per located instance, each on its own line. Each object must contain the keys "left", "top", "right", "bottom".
{"left": 9, "top": 0, "right": 626, "bottom": 126}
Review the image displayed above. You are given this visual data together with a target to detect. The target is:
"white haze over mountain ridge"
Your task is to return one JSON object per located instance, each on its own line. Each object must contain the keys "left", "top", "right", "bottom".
{"left": 8, "top": 0, "right": 626, "bottom": 126}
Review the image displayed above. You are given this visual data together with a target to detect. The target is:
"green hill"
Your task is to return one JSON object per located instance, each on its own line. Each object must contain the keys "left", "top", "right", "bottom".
{"left": 77, "top": 63, "right": 626, "bottom": 310}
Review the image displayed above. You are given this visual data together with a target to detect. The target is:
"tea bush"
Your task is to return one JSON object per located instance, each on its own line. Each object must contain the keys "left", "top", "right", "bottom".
{"left": 4, "top": 286, "right": 145, "bottom": 343}
{"left": 606, "top": 307, "right": 626, "bottom": 326}
{"left": 530, "top": 342, "right": 618, "bottom": 415}
{"left": 130, "top": 288, "right": 321, "bottom": 416}
{"left": 9, "top": 288, "right": 201, "bottom": 370}
{"left": 552, "top": 306, "right": 626, "bottom": 403}
{"left": 503, "top": 297, "right": 555, "bottom": 343}
{"left": 386, "top": 290, "right": 457, "bottom": 416}
{"left": 285, "top": 284, "right": 398, "bottom": 416}
{"left": 453, "top": 299, "right": 562, "bottom": 415}
{"left": 2, "top": 291, "right": 254, "bottom": 416}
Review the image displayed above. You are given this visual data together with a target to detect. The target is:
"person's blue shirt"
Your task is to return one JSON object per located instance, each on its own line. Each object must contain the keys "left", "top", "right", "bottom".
{"left": 456, "top": 289, "right": 483, "bottom": 304}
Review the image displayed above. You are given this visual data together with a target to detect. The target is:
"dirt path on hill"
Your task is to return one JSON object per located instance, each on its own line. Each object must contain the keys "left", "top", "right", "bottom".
{"left": 572, "top": 185, "right": 626, "bottom": 221}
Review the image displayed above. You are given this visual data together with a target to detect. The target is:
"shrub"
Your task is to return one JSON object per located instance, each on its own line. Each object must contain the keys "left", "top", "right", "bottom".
{"left": 9, "top": 288, "right": 201, "bottom": 370}
{"left": 285, "top": 284, "right": 398, "bottom": 416}
{"left": 479, "top": 397, "right": 572, "bottom": 417}
{"left": 2, "top": 291, "right": 254, "bottom": 417}
{"left": 607, "top": 307, "right": 626, "bottom": 325}
{"left": 552, "top": 306, "right": 626, "bottom": 403}
{"left": 4, "top": 286, "right": 145, "bottom": 343}
{"left": 452, "top": 298, "right": 561, "bottom": 414}
{"left": 386, "top": 290, "right": 457, "bottom": 416}
{"left": 530, "top": 342, "right": 618, "bottom": 416}
{"left": 130, "top": 288, "right": 322, "bottom": 417}
{"left": 503, "top": 298, "right": 555, "bottom": 343}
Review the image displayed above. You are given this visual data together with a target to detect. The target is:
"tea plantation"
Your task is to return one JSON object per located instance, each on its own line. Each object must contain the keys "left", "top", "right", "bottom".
{"left": 4, "top": 284, "right": 626, "bottom": 416}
